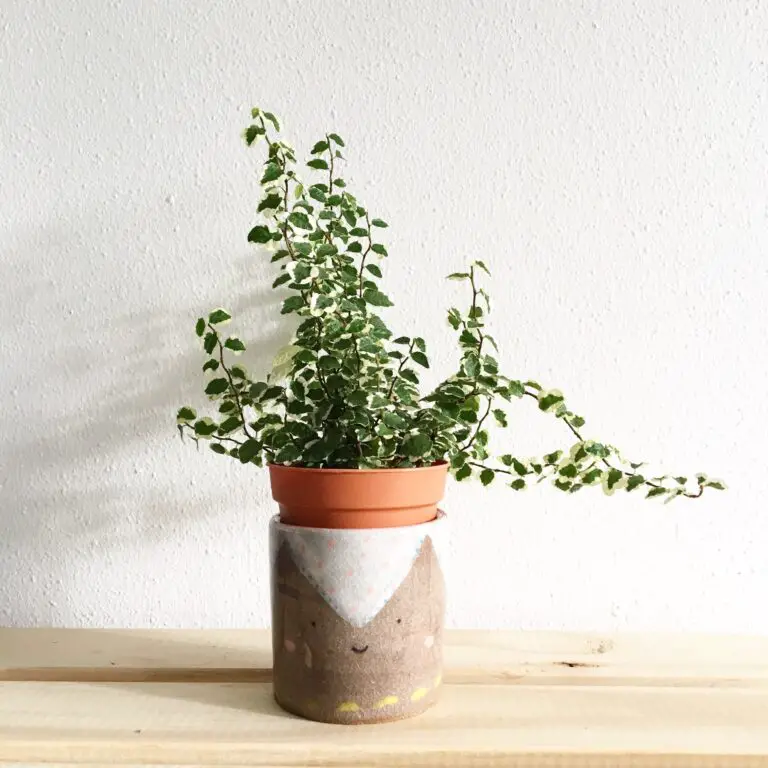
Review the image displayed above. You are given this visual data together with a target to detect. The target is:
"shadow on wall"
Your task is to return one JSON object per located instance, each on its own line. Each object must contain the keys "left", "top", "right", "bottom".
{"left": 0, "top": 207, "right": 290, "bottom": 625}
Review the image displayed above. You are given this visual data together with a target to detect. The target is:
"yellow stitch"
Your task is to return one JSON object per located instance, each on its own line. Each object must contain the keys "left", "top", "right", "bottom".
{"left": 336, "top": 701, "right": 360, "bottom": 713}
{"left": 410, "top": 687, "right": 429, "bottom": 702}
{"left": 374, "top": 695, "right": 399, "bottom": 708}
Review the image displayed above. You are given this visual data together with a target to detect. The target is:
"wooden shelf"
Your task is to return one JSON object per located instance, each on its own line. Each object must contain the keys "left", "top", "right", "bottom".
{"left": 1, "top": 629, "right": 767, "bottom": 766}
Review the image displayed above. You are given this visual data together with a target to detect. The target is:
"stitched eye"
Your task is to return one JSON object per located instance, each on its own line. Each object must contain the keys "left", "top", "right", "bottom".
{"left": 396, "top": 618, "right": 402, "bottom": 624}
{"left": 311, "top": 621, "right": 317, "bottom": 628}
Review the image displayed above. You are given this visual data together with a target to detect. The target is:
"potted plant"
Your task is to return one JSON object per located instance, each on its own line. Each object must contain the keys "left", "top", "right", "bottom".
{"left": 176, "top": 108, "right": 722, "bottom": 724}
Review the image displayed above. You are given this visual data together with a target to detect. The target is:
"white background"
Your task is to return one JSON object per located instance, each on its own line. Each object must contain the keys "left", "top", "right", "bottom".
{"left": 2, "top": 1, "right": 766, "bottom": 632}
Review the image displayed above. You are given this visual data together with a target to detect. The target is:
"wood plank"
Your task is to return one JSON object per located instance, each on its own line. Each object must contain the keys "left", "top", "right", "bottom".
{"left": 2, "top": 680, "right": 768, "bottom": 766}
{"left": 1, "top": 630, "right": 767, "bottom": 766}
{"left": 2, "top": 629, "right": 768, "bottom": 684}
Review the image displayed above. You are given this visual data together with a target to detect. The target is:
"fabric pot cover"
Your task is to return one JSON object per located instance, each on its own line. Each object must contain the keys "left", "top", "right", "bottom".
{"left": 270, "top": 512, "right": 447, "bottom": 723}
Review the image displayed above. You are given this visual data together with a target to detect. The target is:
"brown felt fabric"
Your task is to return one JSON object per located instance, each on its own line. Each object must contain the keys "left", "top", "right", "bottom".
{"left": 271, "top": 536, "right": 445, "bottom": 724}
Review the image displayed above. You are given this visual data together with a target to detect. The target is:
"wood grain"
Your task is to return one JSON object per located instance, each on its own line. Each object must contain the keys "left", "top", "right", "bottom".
{"left": 1, "top": 629, "right": 767, "bottom": 766}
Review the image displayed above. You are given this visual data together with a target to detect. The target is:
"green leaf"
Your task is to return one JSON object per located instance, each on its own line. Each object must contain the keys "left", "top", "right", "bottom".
{"left": 203, "top": 332, "right": 218, "bottom": 355}
{"left": 208, "top": 309, "right": 231, "bottom": 325}
{"left": 371, "top": 243, "right": 388, "bottom": 256}
{"left": 202, "top": 359, "right": 219, "bottom": 372}
{"left": 249, "top": 382, "right": 267, "bottom": 399}
{"left": 507, "top": 380, "right": 525, "bottom": 398}
{"left": 194, "top": 419, "right": 218, "bottom": 437}
{"left": 705, "top": 480, "right": 726, "bottom": 490}
{"left": 258, "top": 193, "right": 282, "bottom": 212}
{"left": 538, "top": 391, "right": 565, "bottom": 412}
{"left": 343, "top": 209, "right": 357, "bottom": 227}
{"left": 510, "top": 478, "right": 526, "bottom": 491}
{"left": 570, "top": 415, "right": 586, "bottom": 429}
{"left": 244, "top": 125, "right": 261, "bottom": 146}
{"left": 281, "top": 296, "right": 305, "bottom": 314}
{"left": 288, "top": 212, "right": 312, "bottom": 230}
{"left": 371, "top": 218, "right": 388, "bottom": 228}
{"left": 455, "top": 464, "right": 471, "bottom": 481}
{"left": 511, "top": 458, "right": 528, "bottom": 476}
{"left": 274, "top": 443, "right": 301, "bottom": 464}
{"left": 646, "top": 486, "right": 667, "bottom": 499}
{"left": 238, "top": 438, "right": 261, "bottom": 463}
{"left": 272, "top": 272, "right": 291, "bottom": 288}
{"left": 480, "top": 468, "right": 495, "bottom": 486}
{"left": 585, "top": 442, "right": 610, "bottom": 458}
{"left": 261, "top": 163, "right": 281, "bottom": 183}
{"left": 317, "top": 355, "right": 341, "bottom": 372}
{"left": 307, "top": 158, "right": 329, "bottom": 170}
{"left": 403, "top": 433, "right": 432, "bottom": 457}
{"left": 447, "top": 272, "right": 470, "bottom": 281}
{"left": 231, "top": 365, "right": 247, "bottom": 379}
{"left": 218, "top": 416, "right": 242, "bottom": 434}
{"left": 411, "top": 351, "right": 429, "bottom": 368}
{"left": 500, "top": 454, "right": 513, "bottom": 466}
{"left": 248, "top": 225, "right": 273, "bottom": 244}
{"left": 393, "top": 336, "right": 410, "bottom": 344}
{"left": 224, "top": 337, "right": 246, "bottom": 352}
{"left": 626, "top": 474, "right": 646, "bottom": 492}
{"left": 262, "top": 385, "right": 284, "bottom": 401}
{"left": 492, "top": 408, "right": 507, "bottom": 427}
{"left": 210, "top": 443, "right": 227, "bottom": 455}
{"left": 347, "top": 241, "right": 363, "bottom": 253}
{"left": 462, "top": 355, "right": 479, "bottom": 378}
{"left": 400, "top": 369, "right": 419, "bottom": 384}
{"left": 559, "top": 464, "right": 579, "bottom": 478}
{"left": 309, "top": 187, "right": 327, "bottom": 203}
{"left": 195, "top": 318, "right": 205, "bottom": 337}
{"left": 176, "top": 407, "right": 196, "bottom": 423}
{"left": 581, "top": 468, "right": 603, "bottom": 485}
{"left": 311, "top": 140, "right": 329, "bottom": 154}
{"left": 365, "top": 263, "right": 383, "bottom": 278}
{"left": 205, "top": 378, "right": 229, "bottom": 396}
{"left": 329, "top": 133, "right": 345, "bottom": 146}
{"left": 347, "top": 390, "right": 368, "bottom": 406}
{"left": 450, "top": 452, "right": 468, "bottom": 468}
{"left": 383, "top": 411, "right": 408, "bottom": 429}
{"left": 263, "top": 111, "right": 280, "bottom": 131}
{"left": 474, "top": 260, "right": 491, "bottom": 276}
{"left": 606, "top": 468, "right": 624, "bottom": 490}
{"left": 363, "top": 289, "right": 393, "bottom": 307}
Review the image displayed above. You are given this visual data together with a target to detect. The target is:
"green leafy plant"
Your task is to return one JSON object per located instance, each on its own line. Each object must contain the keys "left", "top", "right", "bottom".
{"left": 176, "top": 108, "right": 723, "bottom": 502}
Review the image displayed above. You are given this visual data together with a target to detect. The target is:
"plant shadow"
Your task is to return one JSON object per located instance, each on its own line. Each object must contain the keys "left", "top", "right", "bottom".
{"left": 1, "top": 214, "right": 293, "bottom": 625}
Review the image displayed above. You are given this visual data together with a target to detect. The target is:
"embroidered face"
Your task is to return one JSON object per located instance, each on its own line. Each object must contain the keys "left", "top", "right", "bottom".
{"left": 272, "top": 535, "right": 444, "bottom": 722}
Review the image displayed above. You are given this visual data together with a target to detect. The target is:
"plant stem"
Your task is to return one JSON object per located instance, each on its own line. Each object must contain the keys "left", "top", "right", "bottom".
{"left": 358, "top": 213, "right": 373, "bottom": 297}
{"left": 209, "top": 323, "right": 253, "bottom": 438}
{"left": 461, "top": 397, "right": 492, "bottom": 452}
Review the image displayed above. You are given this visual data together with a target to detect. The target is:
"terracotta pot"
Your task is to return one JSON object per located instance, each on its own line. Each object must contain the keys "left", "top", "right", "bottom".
{"left": 268, "top": 462, "right": 448, "bottom": 529}
{"left": 270, "top": 512, "right": 447, "bottom": 723}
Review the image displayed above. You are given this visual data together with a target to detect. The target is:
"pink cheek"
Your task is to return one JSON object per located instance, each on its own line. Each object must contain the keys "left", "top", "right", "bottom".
{"left": 423, "top": 635, "right": 434, "bottom": 649}
{"left": 284, "top": 638, "right": 296, "bottom": 653}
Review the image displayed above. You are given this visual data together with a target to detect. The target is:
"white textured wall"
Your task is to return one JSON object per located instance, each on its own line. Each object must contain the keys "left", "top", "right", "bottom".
{"left": 2, "top": 0, "right": 766, "bottom": 632}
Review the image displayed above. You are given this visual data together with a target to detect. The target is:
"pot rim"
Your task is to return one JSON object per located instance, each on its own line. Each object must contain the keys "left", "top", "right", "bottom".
{"left": 270, "top": 509, "right": 446, "bottom": 534}
{"left": 267, "top": 460, "right": 448, "bottom": 475}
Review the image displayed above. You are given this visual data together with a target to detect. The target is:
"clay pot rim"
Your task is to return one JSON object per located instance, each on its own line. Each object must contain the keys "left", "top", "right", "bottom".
{"left": 270, "top": 509, "right": 446, "bottom": 534}
{"left": 267, "top": 460, "right": 448, "bottom": 475}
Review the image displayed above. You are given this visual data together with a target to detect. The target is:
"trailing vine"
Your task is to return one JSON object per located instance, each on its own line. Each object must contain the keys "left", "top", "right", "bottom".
{"left": 176, "top": 108, "right": 723, "bottom": 502}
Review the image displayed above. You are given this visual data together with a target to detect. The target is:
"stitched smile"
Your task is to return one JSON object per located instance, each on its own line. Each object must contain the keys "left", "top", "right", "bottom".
{"left": 351, "top": 645, "right": 369, "bottom": 654}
